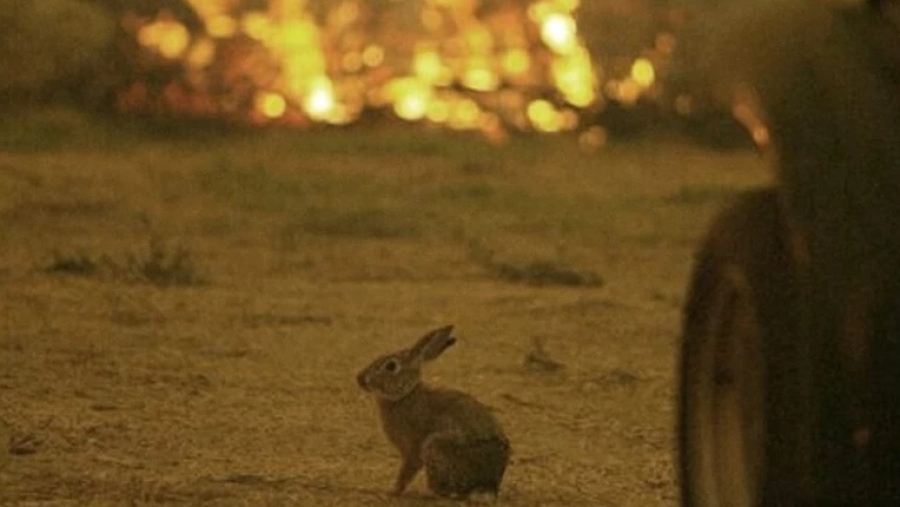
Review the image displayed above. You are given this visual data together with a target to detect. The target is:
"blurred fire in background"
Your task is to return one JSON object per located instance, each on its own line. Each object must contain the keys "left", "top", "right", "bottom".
{"left": 113, "top": 0, "right": 682, "bottom": 143}
{"left": 2, "top": 0, "right": 734, "bottom": 146}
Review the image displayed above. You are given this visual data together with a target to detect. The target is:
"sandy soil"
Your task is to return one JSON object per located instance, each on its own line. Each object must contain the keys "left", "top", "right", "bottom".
{"left": 0, "top": 117, "right": 769, "bottom": 506}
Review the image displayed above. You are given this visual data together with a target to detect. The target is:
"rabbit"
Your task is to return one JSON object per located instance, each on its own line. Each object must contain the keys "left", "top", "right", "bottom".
{"left": 356, "top": 325, "right": 511, "bottom": 499}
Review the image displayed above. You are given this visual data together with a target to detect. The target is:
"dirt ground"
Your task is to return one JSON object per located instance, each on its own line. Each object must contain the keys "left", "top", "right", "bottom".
{"left": 0, "top": 110, "right": 769, "bottom": 506}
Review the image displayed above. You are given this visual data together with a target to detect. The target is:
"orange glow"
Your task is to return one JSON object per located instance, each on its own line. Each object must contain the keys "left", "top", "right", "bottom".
{"left": 732, "top": 95, "right": 769, "bottom": 149}
{"left": 280, "top": 19, "right": 319, "bottom": 51}
{"left": 527, "top": 99, "right": 563, "bottom": 132}
{"left": 528, "top": 2, "right": 554, "bottom": 22}
{"left": 462, "top": 61, "right": 499, "bottom": 92}
{"left": 186, "top": 37, "right": 215, "bottom": 69}
{"left": 207, "top": 15, "right": 237, "bottom": 38}
{"left": 501, "top": 48, "right": 531, "bottom": 77}
{"left": 241, "top": 11, "right": 271, "bottom": 40}
{"left": 256, "top": 91, "right": 287, "bottom": 119}
{"left": 751, "top": 127, "right": 770, "bottom": 148}
{"left": 540, "top": 13, "right": 577, "bottom": 54}
{"left": 126, "top": 0, "right": 603, "bottom": 135}
{"left": 552, "top": 48, "right": 597, "bottom": 107}
{"left": 361, "top": 45, "right": 384, "bottom": 67}
{"left": 631, "top": 58, "right": 655, "bottom": 88}
{"left": 556, "top": 0, "right": 581, "bottom": 11}
{"left": 561, "top": 109, "right": 579, "bottom": 130}
{"left": 500, "top": 90, "right": 526, "bottom": 111}
{"left": 421, "top": 8, "right": 444, "bottom": 32}
{"left": 426, "top": 99, "right": 451, "bottom": 124}
{"left": 463, "top": 26, "right": 494, "bottom": 53}
{"left": 187, "top": 0, "right": 229, "bottom": 19}
{"left": 342, "top": 52, "right": 363, "bottom": 73}
{"left": 304, "top": 77, "right": 336, "bottom": 120}
{"left": 333, "top": 1, "right": 360, "bottom": 26}
{"left": 479, "top": 113, "right": 508, "bottom": 145}
{"left": 388, "top": 77, "right": 432, "bottom": 121}
{"left": 139, "top": 20, "right": 191, "bottom": 59}
{"left": 449, "top": 99, "right": 482, "bottom": 130}
{"left": 616, "top": 79, "right": 642, "bottom": 105}
{"left": 414, "top": 48, "right": 451, "bottom": 85}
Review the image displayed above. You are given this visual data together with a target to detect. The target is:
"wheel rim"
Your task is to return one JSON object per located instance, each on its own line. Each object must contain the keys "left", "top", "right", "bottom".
{"left": 682, "top": 269, "right": 766, "bottom": 507}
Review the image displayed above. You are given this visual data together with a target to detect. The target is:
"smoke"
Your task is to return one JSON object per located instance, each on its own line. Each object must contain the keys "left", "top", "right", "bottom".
{"left": 0, "top": 0, "right": 116, "bottom": 94}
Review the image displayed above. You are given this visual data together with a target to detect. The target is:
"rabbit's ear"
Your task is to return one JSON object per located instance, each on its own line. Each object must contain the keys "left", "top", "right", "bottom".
{"left": 407, "top": 325, "right": 456, "bottom": 366}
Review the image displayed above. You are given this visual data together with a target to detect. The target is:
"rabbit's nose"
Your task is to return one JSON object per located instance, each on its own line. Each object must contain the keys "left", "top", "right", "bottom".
{"left": 356, "top": 371, "right": 369, "bottom": 390}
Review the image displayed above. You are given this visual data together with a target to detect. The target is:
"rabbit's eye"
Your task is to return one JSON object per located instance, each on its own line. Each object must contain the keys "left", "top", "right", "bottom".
{"left": 383, "top": 359, "right": 400, "bottom": 373}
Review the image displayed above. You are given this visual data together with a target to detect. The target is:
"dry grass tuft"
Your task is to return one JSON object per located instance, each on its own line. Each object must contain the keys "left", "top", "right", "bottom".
{"left": 121, "top": 236, "right": 206, "bottom": 287}
{"left": 44, "top": 236, "right": 206, "bottom": 287}
{"left": 469, "top": 242, "right": 603, "bottom": 287}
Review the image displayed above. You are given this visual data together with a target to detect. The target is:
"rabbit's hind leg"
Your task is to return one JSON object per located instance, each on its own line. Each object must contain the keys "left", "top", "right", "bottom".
{"left": 422, "top": 431, "right": 469, "bottom": 498}
{"left": 422, "top": 432, "right": 509, "bottom": 499}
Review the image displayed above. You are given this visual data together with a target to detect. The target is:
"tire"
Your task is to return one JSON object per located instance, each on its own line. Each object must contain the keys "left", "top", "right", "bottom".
{"left": 678, "top": 188, "right": 799, "bottom": 506}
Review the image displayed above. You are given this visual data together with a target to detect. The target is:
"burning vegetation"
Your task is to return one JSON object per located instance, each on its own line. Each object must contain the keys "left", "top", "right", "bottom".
{"left": 113, "top": 0, "right": 679, "bottom": 142}
{"left": 1, "top": 0, "right": 710, "bottom": 145}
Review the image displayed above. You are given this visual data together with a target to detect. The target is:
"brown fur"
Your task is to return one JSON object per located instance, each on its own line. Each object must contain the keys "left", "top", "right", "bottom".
{"left": 357, "top": 326, "right": 510, "bottom": 498}
{"left": 377, "top": 384, "right": 510, "bottom": 498}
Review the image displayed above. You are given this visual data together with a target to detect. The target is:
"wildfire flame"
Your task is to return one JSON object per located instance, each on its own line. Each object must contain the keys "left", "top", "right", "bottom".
{"left": 119, "top": 0, "right": 668, "bottom": 138}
